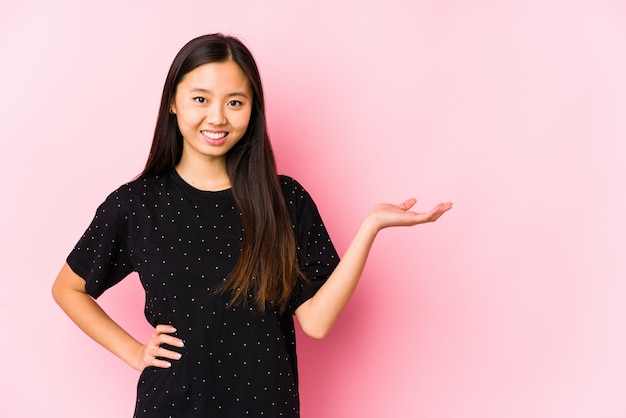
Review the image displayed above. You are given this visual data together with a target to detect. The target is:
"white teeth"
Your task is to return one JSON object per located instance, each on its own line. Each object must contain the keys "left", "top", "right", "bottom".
{"left": 202, "top": 131, "right": 227, "bottom": 140}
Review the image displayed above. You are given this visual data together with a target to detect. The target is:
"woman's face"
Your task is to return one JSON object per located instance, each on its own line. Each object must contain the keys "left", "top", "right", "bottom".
{"left": 171, "top": 60, "right": 253, "bottom": 166}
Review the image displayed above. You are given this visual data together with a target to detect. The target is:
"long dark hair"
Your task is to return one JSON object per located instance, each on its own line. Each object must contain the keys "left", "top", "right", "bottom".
{"left": 141, "top": 34, "right": 303, "bottom": 313}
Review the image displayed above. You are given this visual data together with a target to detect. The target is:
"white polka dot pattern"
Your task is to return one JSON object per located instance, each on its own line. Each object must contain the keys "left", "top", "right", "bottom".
{"left": 66, "top": 170, "right": 339, "bottom": 417}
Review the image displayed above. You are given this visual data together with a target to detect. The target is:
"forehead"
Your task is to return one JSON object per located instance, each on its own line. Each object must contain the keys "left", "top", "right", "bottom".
{"left": 177, "top": 61, "right": 252, "bottom": 94}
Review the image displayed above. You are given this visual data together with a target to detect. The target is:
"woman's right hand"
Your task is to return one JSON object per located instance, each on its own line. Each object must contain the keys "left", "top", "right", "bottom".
{"left": 129, "top": 324, "right": 185, "bottom": 371}
{"left": 52, "top": 264, "right": 186, "bottom": 373}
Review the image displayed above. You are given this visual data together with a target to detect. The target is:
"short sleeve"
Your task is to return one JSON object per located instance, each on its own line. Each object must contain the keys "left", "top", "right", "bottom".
{"left": 280, "top": 176, "right": 340, "bottom": 311}
{"left": 66, "top": 189, "right": 134, "bottom": 299}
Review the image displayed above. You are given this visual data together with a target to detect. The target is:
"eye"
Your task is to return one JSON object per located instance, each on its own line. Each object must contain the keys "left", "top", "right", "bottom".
{"left": 227, "top": 100, "right": 244, "bottom": 107}
{"left": 193, "top": 97, "right": 207, "bottom": 104}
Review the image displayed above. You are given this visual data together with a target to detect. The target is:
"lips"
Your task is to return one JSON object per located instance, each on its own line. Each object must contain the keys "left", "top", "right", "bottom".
{"left": 201, "top": 130, "right": 228, "bottom": 145}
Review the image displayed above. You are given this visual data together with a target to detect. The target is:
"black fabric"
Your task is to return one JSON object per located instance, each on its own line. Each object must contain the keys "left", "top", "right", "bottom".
{"left": 67, "top": 170, "right": 339, "bottom": 417}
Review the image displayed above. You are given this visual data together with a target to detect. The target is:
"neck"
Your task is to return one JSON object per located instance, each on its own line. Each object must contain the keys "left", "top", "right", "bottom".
{"left": 175, "top": 155, "right": 231, "bottom": 192}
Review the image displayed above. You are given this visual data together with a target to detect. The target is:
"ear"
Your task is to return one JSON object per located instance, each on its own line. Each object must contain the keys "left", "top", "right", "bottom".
{"left": 169, "top": 102, "right": 177, "bottom": 115}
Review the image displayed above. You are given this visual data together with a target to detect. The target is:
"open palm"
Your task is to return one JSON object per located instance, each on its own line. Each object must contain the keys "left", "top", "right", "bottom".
{"left": 369, "top": 198, "right": 453, "bottom": 230}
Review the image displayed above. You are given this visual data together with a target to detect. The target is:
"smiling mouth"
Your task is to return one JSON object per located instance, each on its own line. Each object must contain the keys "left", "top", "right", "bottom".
{"left": 202, "top": 130, "right": 228, "bottom": 140}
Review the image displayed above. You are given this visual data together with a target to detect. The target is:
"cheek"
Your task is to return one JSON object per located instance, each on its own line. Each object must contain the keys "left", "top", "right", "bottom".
{"left": 177, "top": 108, "right": 202, "bottom": 126}
{"left": 239, "top": 110, "right": 253, "bottom": 130}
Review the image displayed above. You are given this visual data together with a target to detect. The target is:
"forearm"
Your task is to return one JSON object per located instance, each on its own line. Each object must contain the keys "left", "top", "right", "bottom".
{"left": 52, "top": 264, "right": 143, "bottom": 369}
{"left": 295, "top": 216, "right": 379, "bottom": 339}
{"left": 294, "top": 198, "right": 453, "bottom": 339}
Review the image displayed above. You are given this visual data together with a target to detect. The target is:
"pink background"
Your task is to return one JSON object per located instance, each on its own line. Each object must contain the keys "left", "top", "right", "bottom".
{"left": 2, "top": 0, "right": 625, "bottom": 417}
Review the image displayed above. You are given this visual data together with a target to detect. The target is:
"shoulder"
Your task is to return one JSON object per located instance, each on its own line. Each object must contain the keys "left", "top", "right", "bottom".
{"left": 111, "top": 174, "right": 166, "bottom": 197}
{"left": 278, "top": 175, "right": 311, "bottom": 201}
{"left": 278, "top": 174, "right": 319, "bottom": 217}
{"left": 98, "top": 173, "right": 169, "bottom": 214}
{"left": 278, "top": 174, "right": 306, "bottom": 194}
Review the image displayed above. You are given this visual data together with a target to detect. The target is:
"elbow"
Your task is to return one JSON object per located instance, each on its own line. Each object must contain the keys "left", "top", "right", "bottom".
{"left": 299, "top": 321, "right": 331, "bottom": 340}
{"left": 295, "top": 300, "right": 335, "bottom": 339}
{"left": 306, "top": 328, "right": 328, "bottom": 340}
{"left": 51, "top": 280, "right": 61, "bottom": 304}
{"left": 308, "top": 329, "right": 330, "bottom": 340}
{"left": 51, "top": 263, "right": 87, "bottom": 307}
{"left": 51, "top": 279, "right": 66, "bottom": 307}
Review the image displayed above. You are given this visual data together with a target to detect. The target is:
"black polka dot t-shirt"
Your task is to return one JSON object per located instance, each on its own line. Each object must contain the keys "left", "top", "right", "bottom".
{"left": 66, "top": 170, "right": 339, "bottom": 417}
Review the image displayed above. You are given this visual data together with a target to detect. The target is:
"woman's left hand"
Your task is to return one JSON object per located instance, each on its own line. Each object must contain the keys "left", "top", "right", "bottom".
{"left": 296, "top": 198, "right": 453, "bottom": 338}
{"left": 366, "top": 198, "right": 453, "bottom": 231}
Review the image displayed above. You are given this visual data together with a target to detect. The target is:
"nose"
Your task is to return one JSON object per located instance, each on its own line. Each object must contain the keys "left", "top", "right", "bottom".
{"left": 206, "top": 103, "right": 226, "bottom": 125}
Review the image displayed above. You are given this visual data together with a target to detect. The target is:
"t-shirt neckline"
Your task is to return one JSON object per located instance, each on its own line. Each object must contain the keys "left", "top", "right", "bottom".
{"left": 169, "top": 169, "right": 233, "bottom": 199}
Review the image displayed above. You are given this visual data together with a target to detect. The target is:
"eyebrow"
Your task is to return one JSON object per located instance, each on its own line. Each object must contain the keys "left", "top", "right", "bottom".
{"left": 190, "top": 87, "right": 250, "bottom": 99}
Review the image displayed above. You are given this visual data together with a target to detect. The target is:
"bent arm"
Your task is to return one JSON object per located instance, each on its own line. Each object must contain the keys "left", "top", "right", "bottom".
{"left": 51, "top": 263, "right": 182, "bottom": 370}
{"left": 295, "top": 199, "right": 452, "bottom": 339}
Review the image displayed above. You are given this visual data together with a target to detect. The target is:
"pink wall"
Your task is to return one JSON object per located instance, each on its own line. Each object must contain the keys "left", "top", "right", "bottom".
{"left": 2, "top": 0, "right": 625, "bottom": 417}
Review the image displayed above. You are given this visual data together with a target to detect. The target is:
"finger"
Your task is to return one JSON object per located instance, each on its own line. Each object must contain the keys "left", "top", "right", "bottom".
{"left": 158, "top": 333, "right": 185, "bottom": 348}
{"left": 398, "top": 198, "right": 417, "bottom": 211}
{"left": 155, "top": 345, "right": 183, "bottom": 361}
{"left": 151, "top": 324, "right": 183, "bottom": 348}
{"left": 436, "top": 202, "right": 453, "bottom": 217}
{"left": 151, "top": 357, "right": 175, "bottom": 369}
{"left": 426, "top": 202, "right": 453, "bottom": 222}
{"left": 144, "top": 345, "right": 183, "bottom": 369}
{"left": 155, "top": 324, "right": 177, "bottom": 334}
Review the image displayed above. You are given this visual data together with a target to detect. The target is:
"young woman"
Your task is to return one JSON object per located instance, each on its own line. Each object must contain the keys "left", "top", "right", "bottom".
{"left": 52, "top": 33, "right": 452, "bottom": 417}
